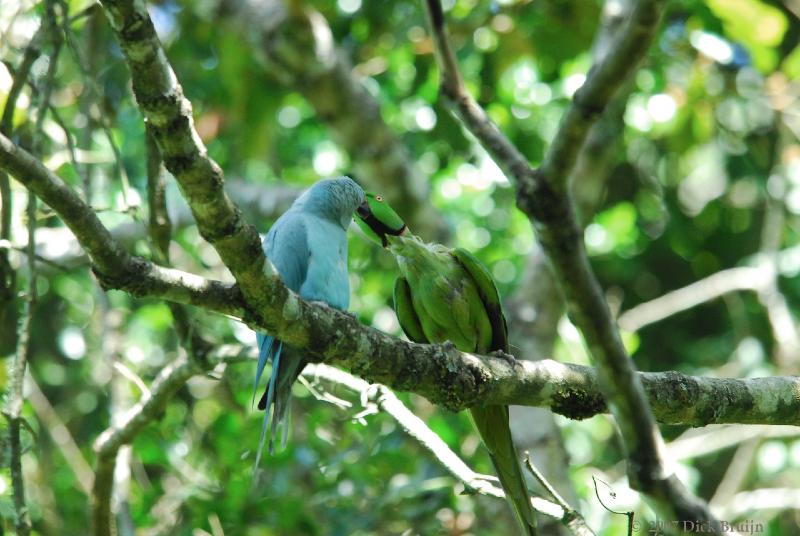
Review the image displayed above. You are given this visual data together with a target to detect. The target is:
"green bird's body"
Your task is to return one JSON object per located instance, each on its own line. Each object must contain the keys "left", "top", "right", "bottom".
{"left": 355, "top": 193, "right": 537, "bottom": 534}
{"left": 387, "top": 234, "right": 538, "bottom": 536}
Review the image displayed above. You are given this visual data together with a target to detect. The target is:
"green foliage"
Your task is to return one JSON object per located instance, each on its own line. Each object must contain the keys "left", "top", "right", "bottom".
{"left": 1, "top": 0, "right": 800, "bottom": 534}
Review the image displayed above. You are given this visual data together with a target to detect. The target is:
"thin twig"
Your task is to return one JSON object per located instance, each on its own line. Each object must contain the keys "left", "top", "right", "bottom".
{"left": 715, "top": 488, "right": 800, "bottom": 520}
{"left": 4, "top": 164, "right": 40, "bottom": 536}
{"left": 0, "top": 16, "right": 45, "bottom": 359}
{"left": 47, "top": 102, "right": 85, "bottom": 187}
{"left": 667, "top": 424, "right": 800, "bottom": 461}
{"left": 91, "top": 114, "right": 210, "bottom": 536}
{"left": 0, "top": 133, "right": 246, "bottom": 319}
{"left": 290, "top": 362, "right": 576, "bottom": 525}
{"left": 108, "top": 312, "right": 136, "bottom": 536}
{"left": 112, "top": 361, "right": 151, "bottom": 398}
{"left": 0, "top": 27, "right": 44, "bottom": 133}
{"left": 591, "top": 477, "right": 634, "bottom": 536}
{"left": 523, "top": 452, "right": 595, "bottom": 536}
{"left": 709, "top": 438, "right": 760, "bottom": 510}
{"left": 68, "top": 2, "right": 101, "bottom": 24}
{"left": 60, "top": 0, "right": 134, "bottom": 212}
{"left": 0, "top": 239, "right": 71, "bottom": 271}
{"left": 3, "top": 4, "right": 61, "bottom": 532}
{"left": 26, "top": 375, "right": 95, "bottom": 495}
{"left": 616, "top": 217, "right": 799, "bottom": 371}
{"left": 92, "top": 351, "right": 202, "bottom": 536}
{"left": 145, "top": 124, "right": 171, "bottom": 264}
{"left": 523, "top": 451, "right": 571, "bottom": 511}
{"left": 617, "top": 266, "right": 772, "bottom": 332}
{"left": 4, "top": 196, "right": 36, "bottom": 536}
{"left": 756, "top": 192, "right": 799, "bottom": 370}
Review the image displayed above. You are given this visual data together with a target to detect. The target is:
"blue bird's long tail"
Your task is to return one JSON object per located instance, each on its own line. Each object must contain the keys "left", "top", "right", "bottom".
{"left": 253, "top": 333, "right": 305, "bottom": 469}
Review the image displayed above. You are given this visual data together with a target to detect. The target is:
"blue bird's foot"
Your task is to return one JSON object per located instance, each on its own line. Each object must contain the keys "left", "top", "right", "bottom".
{"left": 309, "top": 300, "right": 333, "bottom": 310}
{"left": 441, "top": 340, "right": 457, "bottom": 352}
{"left": 309, "top": 300, "right": 358, "bottom": 321}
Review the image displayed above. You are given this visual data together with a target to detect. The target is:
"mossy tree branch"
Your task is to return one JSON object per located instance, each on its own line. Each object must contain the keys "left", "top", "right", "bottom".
{"left": 2, "top": 133, "right": 800, "bottom": 431}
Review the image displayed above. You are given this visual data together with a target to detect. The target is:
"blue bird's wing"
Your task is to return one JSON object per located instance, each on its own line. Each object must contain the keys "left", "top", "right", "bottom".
{"left": 253, "top": 212, "right": 309, "bottom": 466}
{"left": 253, "top": 212, "right": 351, "bottom": 465}
{"left": 252, "top": 214, "right": 308, "bottom": 406}
{"left": 263, "top": 212, "right": 310, "bottom": 292}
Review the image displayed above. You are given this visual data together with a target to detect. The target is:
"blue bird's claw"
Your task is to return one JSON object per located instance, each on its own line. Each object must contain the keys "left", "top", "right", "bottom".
{"left": 441, "top": 340, "right": 457, "bottom": 351}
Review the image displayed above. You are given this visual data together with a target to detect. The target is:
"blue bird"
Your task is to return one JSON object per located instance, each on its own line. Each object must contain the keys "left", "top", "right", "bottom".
{"left": 253, "top": 177, "right": 365, "bottom": 466}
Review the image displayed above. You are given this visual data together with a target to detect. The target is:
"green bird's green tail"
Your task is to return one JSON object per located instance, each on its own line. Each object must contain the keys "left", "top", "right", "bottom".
{"left": 470, "top": 404, "right": 538, "bottom": 536}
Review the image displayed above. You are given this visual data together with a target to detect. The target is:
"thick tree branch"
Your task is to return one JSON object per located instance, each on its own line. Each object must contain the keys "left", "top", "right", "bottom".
{"left": 507, "top": 3, "right": 636, "bottom": 527}
{"left": 2, "top": 134, "right": 800, "bottom": 432}
{"left": 98, "top": 0, "right": 277, "bottom": 323}
{"left": 113, "top": 336, "right": 800, "bottom": 428}
{"left": 4, "top": 130, "right": 800, "bottom": 450}
{"left": 420, "top": 0, "right": 723, "bottom": 529}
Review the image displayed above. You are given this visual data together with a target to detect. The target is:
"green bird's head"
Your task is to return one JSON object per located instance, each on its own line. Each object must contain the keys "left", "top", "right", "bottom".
{"left": 356, "top": 193, "right": 407, "bottom": 247}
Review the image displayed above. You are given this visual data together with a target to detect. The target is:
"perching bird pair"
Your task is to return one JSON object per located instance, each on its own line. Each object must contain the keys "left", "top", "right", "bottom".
{"left": 253, "top": 177, "right": 537, "bottom": 535}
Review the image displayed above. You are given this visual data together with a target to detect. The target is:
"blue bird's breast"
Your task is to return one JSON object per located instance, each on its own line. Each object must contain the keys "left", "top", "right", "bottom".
{"left": 300, "top": 217, "right": 350, "bottom": 310}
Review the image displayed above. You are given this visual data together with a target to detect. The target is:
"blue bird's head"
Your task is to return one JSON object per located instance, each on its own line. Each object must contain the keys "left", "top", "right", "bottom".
{"left": 299, "top": 176, "right": 366, "bottom": 229}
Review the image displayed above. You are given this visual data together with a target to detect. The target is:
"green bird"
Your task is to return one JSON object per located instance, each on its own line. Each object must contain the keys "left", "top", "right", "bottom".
{"left": 356, "top": 194, "right": 538, "bottom": 535}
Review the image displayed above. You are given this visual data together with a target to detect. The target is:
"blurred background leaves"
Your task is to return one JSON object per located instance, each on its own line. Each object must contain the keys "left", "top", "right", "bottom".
{"left": 1, "top": 0, "right": 800, "bottom": 534}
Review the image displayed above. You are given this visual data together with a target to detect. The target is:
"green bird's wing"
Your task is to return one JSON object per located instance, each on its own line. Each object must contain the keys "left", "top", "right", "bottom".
{"left": 452, "top": 249, "right": 538, "bottom": 535}
{"left": 393, "top": 277, "right": 429, "bottom": 344}
{"left": 452, "top": 248, "right": 509, "bottom": 353}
